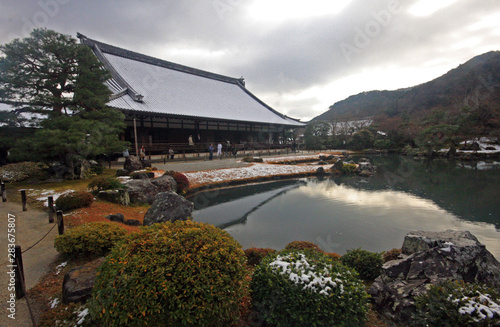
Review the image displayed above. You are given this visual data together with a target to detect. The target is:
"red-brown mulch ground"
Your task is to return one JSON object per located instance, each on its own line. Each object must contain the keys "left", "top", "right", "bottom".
{"left": 64, "top": 200, "right": 148, "bottom": 232}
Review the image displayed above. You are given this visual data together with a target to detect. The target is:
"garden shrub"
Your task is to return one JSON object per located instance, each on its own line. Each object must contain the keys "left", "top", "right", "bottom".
{"left": 88, "top": 176, "right": 124, "bottom": 193}
{"left": 341, "top": 163, "right": 358, "bottom": 174}
{"left": 251, "top": 249, "right": 368, "bottom": 327}
{"left": 163, "top": 170, "right": 190, "bottom": 193}
{"left": 88, "top": 221, "right": 249, "bottom": 327}
{"left": 173, "top": 172, "right": 190, "bottom": 193}
{"left": 412, "top": 280, "right": 500, "bottom": 327}
{"left": 284, "top": 240, "right": 323, "bottom": 253}
{"left": 325, "top": 252, "right": 342, "bottom": 261}
{"left": 90, "top": 164, "right": 104, "bottom": 175}
{"left": 383, "top": 248, "right": 402, "bottom": 262}
{"left": 341, "top": 248, "right": 383, "bottom": 281}
{"left": 55, "top": 191, "right": 94, "bottom": 212}
{"left": 244, "top": 247, "right": 276, "bottom": 266}
{"left": 0, "top": 161, "right": 48, "bottom": 182}
{"left": 54, "top": 222, "right": 126, "bottom": 257}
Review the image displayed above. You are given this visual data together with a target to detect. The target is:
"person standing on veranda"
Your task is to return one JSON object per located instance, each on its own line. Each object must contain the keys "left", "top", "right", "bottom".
{"left": 217, "top": 142, "right": 223, "bottom": 158}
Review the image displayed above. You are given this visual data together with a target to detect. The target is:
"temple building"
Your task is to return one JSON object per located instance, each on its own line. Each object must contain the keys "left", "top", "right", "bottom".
{"left": 78, "top": 33, "right": 304, "bottom": 154}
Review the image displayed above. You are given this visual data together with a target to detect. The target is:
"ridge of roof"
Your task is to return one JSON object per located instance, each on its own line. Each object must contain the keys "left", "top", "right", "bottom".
{"left": 77, "top": 33, "right": 245, "bottom": 87}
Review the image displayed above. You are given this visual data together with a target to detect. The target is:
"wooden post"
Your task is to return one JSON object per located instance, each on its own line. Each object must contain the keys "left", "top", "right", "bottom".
{"left": 20, "top": 189, "right": 27, "bottom": 211}
{"left": 14, "top": 246, "right": 26, "bottom": 299}
{"left": 133, "top": 117, "right": 139, "bottom": 157}
{"left": 48, "top": 196, "right": 55, "bottom": 223}
{"left": 56, "top": 210, "right": 64, "bottom": 235}
{"left": 1, "top": 181, "right": 6, "bottom": 202}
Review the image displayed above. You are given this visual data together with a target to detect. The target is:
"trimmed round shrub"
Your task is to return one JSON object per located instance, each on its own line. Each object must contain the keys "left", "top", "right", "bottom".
{"left": 251, "top": 250, "right": 369, "bottom": 327}
{"left": 284, "top": 240, "right": 323, "bottom": 253}
{"left": 55, "top": 191, "right": 93, "bottom": 212}
{"left": 244, "top": 247, "right": 276, "bottom": 267}
{"left": 173, "top": 172, "right": 190, "bottom": 193}
{"left": 412, "top": 280, "right": 500, "bottom": 327}
{"left": 54, "top": 222, "right": 127, "bottom": 256}
{"left": 341, "top": 163, "right": 358, "bottom": 174}
{"left": 88, "top": 176, "right": 124, "bottom": 193}
{"left": 383, "top": 248, "right": 402, "bottom": 262}
{"left": 325, "top": 252, "right": 342, "bottom": 261}
{"left": 89, "top": 221, "right": 249, "bottom": 327}
{"left": 163, "top": 170, "right": 190, "bottom": 193}
{"left": 341, "top": 248, "right": 383, "bottom": 281}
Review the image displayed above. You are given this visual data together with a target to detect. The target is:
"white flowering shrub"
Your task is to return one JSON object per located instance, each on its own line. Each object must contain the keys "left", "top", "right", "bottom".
{"left": 251, "top": 250, "right": 368, "bottom": 327}
{"left": 412, "top": 280, "right": 500, "bottom": 327}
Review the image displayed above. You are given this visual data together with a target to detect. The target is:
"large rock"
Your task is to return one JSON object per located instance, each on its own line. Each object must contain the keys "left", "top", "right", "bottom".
{"left": 331, "top": 159, "right": 343, "bottom": 172}
{"left": 368, "top": 230, "right": 500, "bottom": 323}
{"left": 124, "top": 155, "right": 143, "bottom": 173}
{"left": 126, "top": 180, "right": 160, "bottom": 204}
{"left": 143, "top": 191, "right": 194, "bottom": 226}
{"left": 97, "top": 189, "right": 130, "bottom": 206}
{"left": 151, "top": 174, "right": 177, "bottom": 193}
{"left": 62, "top": 258, "right": 105, "bottom": 304}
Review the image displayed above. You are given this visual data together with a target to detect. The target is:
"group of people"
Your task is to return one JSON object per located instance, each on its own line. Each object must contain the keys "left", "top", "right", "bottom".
{"left": 208, "top": 141, "right": 237, "bottom": 160}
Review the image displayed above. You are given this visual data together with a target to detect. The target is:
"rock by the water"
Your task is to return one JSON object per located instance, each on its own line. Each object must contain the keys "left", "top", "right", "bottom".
{"left": 331, "top": 159, "right": 343, "bottom": 172}
{"left": 131, "top": 172, "right": 153, "bottom": 179}
{"left": 62, "top": 258, "right": 105, "bottom": 304}
{"left": 151, "top": 174, "right": 177, "bottom": 193}
{"left": 316, "top": 167, "right": 325, "bottom": 175}
{"left": 242, "top": 157, "right": 264, "bottom": 163}
{"left": 124, "top": 219, "right": 141, "bottom": 226}
{"left": 143, "top": 191, "right": 194, "bottom": 226}
{"left": 124, "top": 155, "right": 143, "bottom": 172}
{"left": 97, "top": 189, "right": 130, "bottom": 206}
{"left": 319, "top": 155, "right": 334, "bottom": 161}
{"left": 368, "top": 230, "right": 500, "bottom": 323}
{"left": 141, "top": 159, "right": 152, "bottom": 168}
{"left": 116, "top": 169, "right": 129, "bottom": 177}
{"left": 105, "top": 213, "right": 125, "bottom": 223}
{"left": 126, "top": 180, "right": 160, "bottom": 204}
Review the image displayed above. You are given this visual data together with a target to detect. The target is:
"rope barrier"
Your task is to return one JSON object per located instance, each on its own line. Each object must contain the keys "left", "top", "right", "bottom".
{"left": 21, "top": 223, "right": 56, "bottom": 255}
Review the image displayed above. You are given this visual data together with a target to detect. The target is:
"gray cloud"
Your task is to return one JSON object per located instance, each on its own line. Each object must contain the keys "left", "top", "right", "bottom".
{"left": 1, "top": 0, "right": 498, "bottom": 120}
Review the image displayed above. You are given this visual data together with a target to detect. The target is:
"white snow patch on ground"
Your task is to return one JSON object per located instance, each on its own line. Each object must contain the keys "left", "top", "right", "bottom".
{"left": 55, "top": 262, "right": 67, "bottom": 275}
{"left": 458, "top": 139, "right": 500, "bottom": 153}
{"left": 28, "top": 189, "right": 74, "bottom": 206}
{"left": 49, "top": 298, "right": 59, "bottom": 309}
{"left": 185, "top": 163, "right": 328, "bottom": 186}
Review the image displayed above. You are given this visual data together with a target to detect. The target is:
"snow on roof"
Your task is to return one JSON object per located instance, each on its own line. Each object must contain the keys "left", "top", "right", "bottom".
{"left": 78, "top": 34, "right": 304, "bottom": 127}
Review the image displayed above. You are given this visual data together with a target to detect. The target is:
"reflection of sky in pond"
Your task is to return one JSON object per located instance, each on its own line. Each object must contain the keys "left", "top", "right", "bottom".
{"left": 192, "top": 179, "right": 500, "bottom": 259}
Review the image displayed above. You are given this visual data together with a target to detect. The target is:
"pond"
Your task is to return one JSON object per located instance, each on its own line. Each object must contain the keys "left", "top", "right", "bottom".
{"left": 190, "top": 155, "right": 500, "bottom": 259}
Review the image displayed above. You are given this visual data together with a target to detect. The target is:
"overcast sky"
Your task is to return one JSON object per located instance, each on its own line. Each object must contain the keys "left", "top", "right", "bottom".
{"left": 1, "top": 0, "right": 499, "bottom": 121}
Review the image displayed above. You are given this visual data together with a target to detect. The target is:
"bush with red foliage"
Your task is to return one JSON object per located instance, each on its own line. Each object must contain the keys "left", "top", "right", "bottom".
{"left": 244, "top": 247, "right": 276, "bottom": 266}
{"left": 383, "top": 248, "right": 402, "bottom": 262}
{"left": 173, "top": 172, "right": 190, "bottom": 193}
{"left": 284, "top": 241, "right": 324, "bottom": 253}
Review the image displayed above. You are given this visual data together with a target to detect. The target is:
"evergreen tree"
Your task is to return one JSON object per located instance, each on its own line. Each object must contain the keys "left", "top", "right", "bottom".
{"left": 0, "top": 28, "right": 127, "bottom": 171}
{"left": 0, "top": 28, "right": 110, "bottom": 115}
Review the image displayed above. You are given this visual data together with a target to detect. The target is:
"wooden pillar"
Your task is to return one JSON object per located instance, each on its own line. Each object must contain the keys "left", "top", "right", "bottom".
{"left": 1, "top": 181, "right": 6, "bottom": 202}
{"left": 14, "top": 246, "right": 26, "bottom": 299}
{"left": 20, "top": 189, "right": 27, "bottom": 211}
{"left": 133, "top": 118, "right": 139, "bottom": 156}
{"left": 48, "top": 196, "right": 55, "bottom": 223}
{"left": 57, "top": 210, "right": 64, "bottom": 235}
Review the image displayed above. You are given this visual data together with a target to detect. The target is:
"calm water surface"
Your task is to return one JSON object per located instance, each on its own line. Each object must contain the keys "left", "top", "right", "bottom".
{"left": 191, "top": 156, "right": 500, "bottom": 258}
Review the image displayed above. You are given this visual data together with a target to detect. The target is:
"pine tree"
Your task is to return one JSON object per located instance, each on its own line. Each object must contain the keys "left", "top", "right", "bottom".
{"left": 0, "top": 28, "right": 127, "bottom": 173}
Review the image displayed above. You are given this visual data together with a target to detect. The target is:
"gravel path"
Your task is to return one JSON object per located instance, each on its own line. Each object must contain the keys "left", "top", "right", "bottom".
{"left": 0, "top": 201, "right": 59, "bottom": 327}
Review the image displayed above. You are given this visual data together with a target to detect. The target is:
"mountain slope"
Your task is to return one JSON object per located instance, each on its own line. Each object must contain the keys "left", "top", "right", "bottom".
{"left": 313, "top": 51, "right": 500, "bottom": 121}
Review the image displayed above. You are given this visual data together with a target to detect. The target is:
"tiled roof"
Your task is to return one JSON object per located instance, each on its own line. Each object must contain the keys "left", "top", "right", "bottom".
{"left": 78, "top": 34, "right": 304, "bottom": 127}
